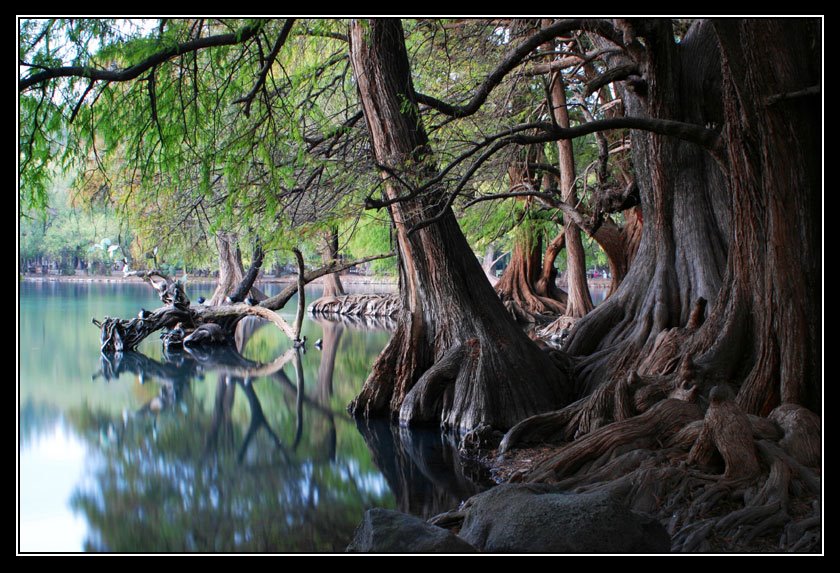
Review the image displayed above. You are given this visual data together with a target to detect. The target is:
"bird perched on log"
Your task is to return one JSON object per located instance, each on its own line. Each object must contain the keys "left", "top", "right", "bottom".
{"left": 138, "top": 308, "right": 152, "bottom": 320}
{"left": 245, "top": 296, "right": 258, "bottom": 306}
{"left": 197, "top": 296, "right": 206, "bottom": 304}
{"left": 225, "top": 295, "right": 242, "bottom": 304}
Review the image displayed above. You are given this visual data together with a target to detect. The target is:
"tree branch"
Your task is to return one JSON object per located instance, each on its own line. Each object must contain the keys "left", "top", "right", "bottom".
{"left": 229, "top": 239, "right": 264, "bottom": 303}
{"left": 68, "top": 79, "right": 95, "bottom": 123}
{"left": 413, "top": 19, "right": 623, "bottom": 119}
{"left": 20, "top": 21, "right": 264, "bottom": 91}
{"left": 292, "top": 248, "right": 306, "bottom": 340}
{"left": 584, "top": 63, "right": 641, "bottom": 96}
{"left": 765, "top": 84, "right": 820, "bottom": 105}
{"left": 463, "top": 189, "right": 592, "bottom": 232}
{"left": 233, "top": 19, "right": 295, "bottom": 117}
{"left": 510, "top": 117, "right": 721, "bottom": 152}
{"left": 519, "top": 48, "right": 623, "bottom": 76}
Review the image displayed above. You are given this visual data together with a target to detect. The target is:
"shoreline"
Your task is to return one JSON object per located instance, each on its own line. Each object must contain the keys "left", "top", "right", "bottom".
{"left": 20, "top": 273, "right": 399, "bottom": 286}
{"left": 20, "top": 273, "right": 612, "bottom": 290}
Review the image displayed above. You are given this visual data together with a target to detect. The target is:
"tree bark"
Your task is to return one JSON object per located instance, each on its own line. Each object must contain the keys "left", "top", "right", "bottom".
{"left": 703, "top": 18, "right": 821, "bottom": 413}
{"left": 564, "top": 20, "right": 731, "bottom": 396}
{"left": 347, "top": 19, "right": 571, "bottom": 432}
{"left": 591, "top": 207, "right": 643, "bottom": 296}
{"left": 533, "top": 230, "right": 564, "bottom": 300}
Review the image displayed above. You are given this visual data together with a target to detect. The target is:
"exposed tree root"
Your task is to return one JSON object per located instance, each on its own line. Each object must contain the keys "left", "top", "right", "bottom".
{"left": 492, "top": 382, "right": 821, "bottom": 553}
{"left": 536, "top": 315, "right": 578, "bottom": 347}
{"left": 308, "top": 293, "right": 401, "bottom": 317}
{"left": 516, "top": 399, "right": 703, "bottom": 482}
{"left": 500, "top": 363, "right": 695, "bottom": 453}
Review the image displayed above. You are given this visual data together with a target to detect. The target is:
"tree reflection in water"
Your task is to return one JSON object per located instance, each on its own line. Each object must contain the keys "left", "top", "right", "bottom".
{"left": 355, "top": 418, "right": 493, "bottom": 520}
{"left": 70, "top": 315, "right": 489, "bottom": 552}
{"left": 71, "top": 318, "right": 393, "bottom": 552}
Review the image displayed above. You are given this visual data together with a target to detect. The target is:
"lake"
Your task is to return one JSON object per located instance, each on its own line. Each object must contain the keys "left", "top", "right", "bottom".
{"left": 18, "top": 280, "right": 490, "bottom": 553}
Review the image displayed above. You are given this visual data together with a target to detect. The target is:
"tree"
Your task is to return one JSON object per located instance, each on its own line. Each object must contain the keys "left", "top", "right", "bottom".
{"left": 346, "top": 19, "right": 572, "bottom": 432}
{"left": 19, "top": 16, "right": 821, "bottom": 551}
{"left": 545, "top": 44, "right": 593, "bottom": 318}
{"left": 19, "top": 16, "right": 820, "bottom": 461}
{"left": 493, "top": 158, "right": 567, "bottom": 322}
{"left": 319, "top": 228, "right": 346, "bottom": 297}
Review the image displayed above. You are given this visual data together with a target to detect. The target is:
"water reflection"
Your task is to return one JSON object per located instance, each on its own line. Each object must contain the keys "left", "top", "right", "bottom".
{"left": 71, "top": 330, "right": 388, "bottom": 551}
{"left": 356, "top": 419, "right": 493, "bottom": 519}
{"left": 19, "top": 282, "right": 492, "bottom": 552}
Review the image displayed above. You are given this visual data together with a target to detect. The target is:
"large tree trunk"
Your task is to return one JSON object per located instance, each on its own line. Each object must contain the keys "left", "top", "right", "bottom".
{"left": 699, "top": 19, "right": 821, "bottom": 413}
{"left": 564, "top": 20, "right": 731, "bottom": 395}
{"left": 565, "top": 18, "right": 819, "bottom": 409}
{"left": 347, "top": 19, "right": 571, "bottom": 433}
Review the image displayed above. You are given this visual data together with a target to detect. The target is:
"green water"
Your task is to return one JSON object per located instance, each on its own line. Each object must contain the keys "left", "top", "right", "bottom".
{"left": 19, "top": 281, "right": 486, "bottom": 553}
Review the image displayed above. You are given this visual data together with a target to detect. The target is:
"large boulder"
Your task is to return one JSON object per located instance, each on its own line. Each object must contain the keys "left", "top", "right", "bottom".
{"left": 458, "top": 484, "right": 671, "bottom": 553}
{"left": 346, "top": 508, "right": 477, "bottom": 553}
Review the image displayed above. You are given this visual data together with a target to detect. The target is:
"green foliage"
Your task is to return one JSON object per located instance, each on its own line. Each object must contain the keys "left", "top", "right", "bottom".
{"left": 19, "top": 18, "right": 632, "bottom": 277}
{"left": 345, "top": 212, "right": 396, "bottom": 275}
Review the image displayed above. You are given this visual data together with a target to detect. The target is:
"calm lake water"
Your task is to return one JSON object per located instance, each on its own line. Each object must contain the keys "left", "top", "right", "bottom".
{"left": 18, "top": 281, "right": 490, "bottom": 553}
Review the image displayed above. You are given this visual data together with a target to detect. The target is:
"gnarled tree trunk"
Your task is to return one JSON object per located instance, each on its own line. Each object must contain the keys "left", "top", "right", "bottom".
{"left": 564, "top": 20, "right": 731, "bottom": 395}
{"left": 348, "top": 19, "right": 571, "bottom": 433}
{"left": 495, "top": 152, "right": 567, "bottom": 323}
{"left": 495, "top": 218, "right": 566, "bottom": 322}
{"left": 533, "top": 230, "right": 565, "bottom": 300}
{"left": 592, "top": 207, "right": 643, "bottom": 297}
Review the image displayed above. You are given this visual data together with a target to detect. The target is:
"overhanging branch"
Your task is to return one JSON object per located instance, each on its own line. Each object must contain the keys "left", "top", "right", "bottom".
{"left": 20, "top": 21, "right": 264, "bottom": 91}
{"left": 584, "top": 63, "right": 641, "bottom": 96}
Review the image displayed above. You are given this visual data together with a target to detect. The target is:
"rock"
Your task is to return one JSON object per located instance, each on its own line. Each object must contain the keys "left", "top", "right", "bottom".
{"left": 458, "top": 484, "right": 671, "bottom": 553}
{"left": 346, "top": 508, "right": 478, "bottom": 553}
